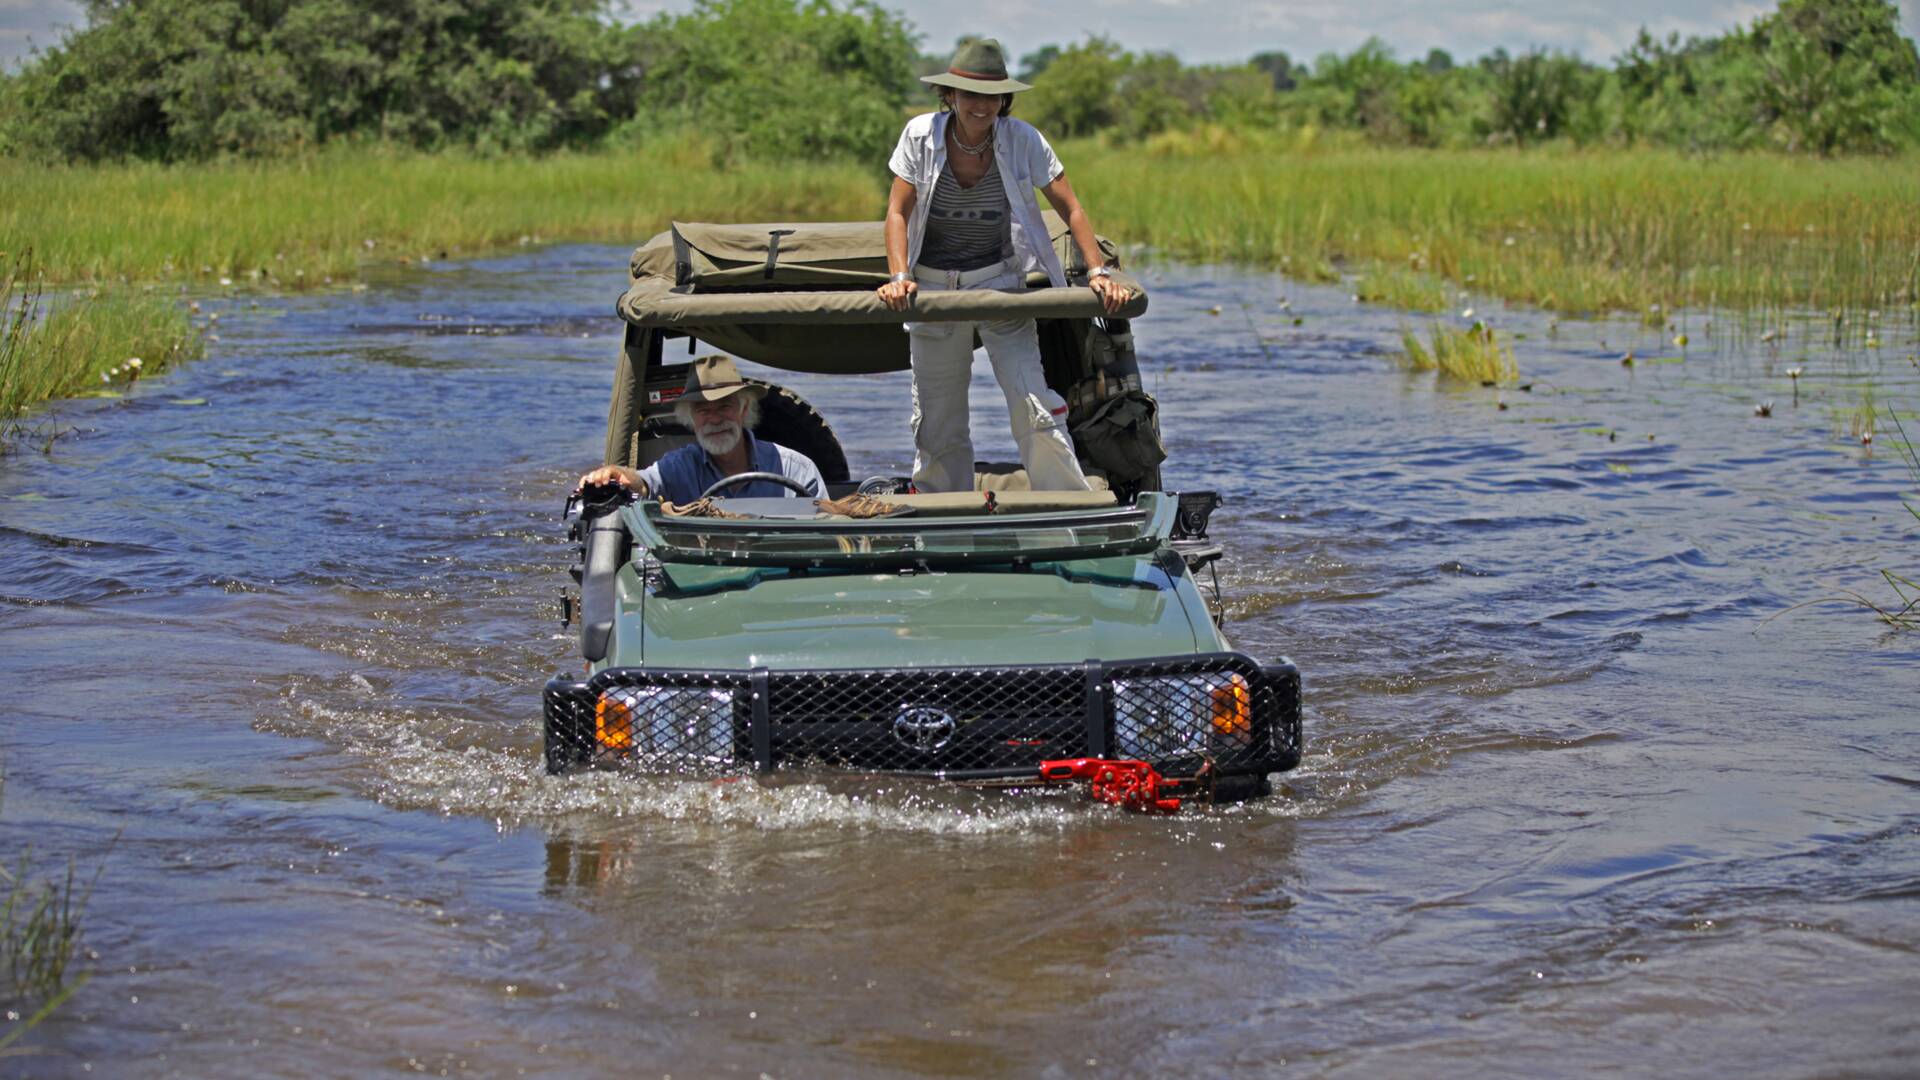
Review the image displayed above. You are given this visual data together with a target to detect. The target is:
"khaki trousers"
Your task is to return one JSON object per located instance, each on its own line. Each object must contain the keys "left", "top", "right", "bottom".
{"left": 906, "top": 262, "right": 1091, "bottom": 493}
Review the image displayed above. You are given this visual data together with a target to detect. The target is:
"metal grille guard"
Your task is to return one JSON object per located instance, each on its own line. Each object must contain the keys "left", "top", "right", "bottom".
{"left": 544, "top": 653, "right": 1301, "bottom": 779}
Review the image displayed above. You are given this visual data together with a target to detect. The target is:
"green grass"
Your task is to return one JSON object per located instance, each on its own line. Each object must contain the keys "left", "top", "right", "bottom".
{"left": 1399, "top": 320, "right": 1519, "bottom": 384}
{"left": 1354, "top": 267, "right": 1450, "bottom": 312}
{"left": 1067, "top": 134, "right": 1920, "bottom": 318}
{"left": 4, "top": 138, "right": 1918, "bottom": 420}
{"left": 2, "top": 252, "right": 204, "bottom": 446}
{"left": 0, "top": 138, "right": 883, "bottom": 286}
{"left": 7, "top": 139, "right": 1915, "bottom": 322}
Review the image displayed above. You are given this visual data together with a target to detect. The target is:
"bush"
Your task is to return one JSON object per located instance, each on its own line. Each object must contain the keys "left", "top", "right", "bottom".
{"left": 1, "top": 0, "right": 640, "bottom": 160}
{"left": 1020, "top": 37, "right": 1127, "bottom": 139}
{"left": 623, "top": 0, "right": 917, "bottom": 163}
{"left": 1728, "top": 0, "right": 1920, "bottom": 153}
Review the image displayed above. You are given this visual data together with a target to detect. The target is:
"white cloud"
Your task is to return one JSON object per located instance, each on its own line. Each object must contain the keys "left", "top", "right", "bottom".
{"left": 0, "top": 0, "right": 80, "bottom": 66}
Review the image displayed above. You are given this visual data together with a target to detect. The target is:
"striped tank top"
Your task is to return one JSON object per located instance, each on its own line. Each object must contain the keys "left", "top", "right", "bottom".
{"left": 919, "top": 165, "right": 1013, "bottom": 271}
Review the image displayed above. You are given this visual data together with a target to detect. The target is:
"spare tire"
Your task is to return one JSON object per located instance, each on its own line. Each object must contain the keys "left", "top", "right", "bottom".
{"left": 629, "top": 376, "right": 850, "bottom": 484}
{"left": 747, "top": 380, "right": 849, "bottom": 484}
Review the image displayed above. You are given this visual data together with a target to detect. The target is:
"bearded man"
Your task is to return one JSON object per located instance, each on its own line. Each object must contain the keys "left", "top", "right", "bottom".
{"left": 577, "top": 356, "right": 825, "bottom": 503}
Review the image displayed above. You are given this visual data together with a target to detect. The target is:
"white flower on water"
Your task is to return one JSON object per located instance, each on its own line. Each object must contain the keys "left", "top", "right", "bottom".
{"left": 1462, "top": 308, "right": 1475, "bottom": 319}
{"left": 218, "top": 277, "right": 232, "bottom": 287}
{"left": 126, "top": 357, "right": 143, "bottom": 369}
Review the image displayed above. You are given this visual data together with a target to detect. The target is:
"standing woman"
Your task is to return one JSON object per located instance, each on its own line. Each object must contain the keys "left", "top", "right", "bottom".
{"left": 878, "top": 38, "right": 1129, "bottom": 493}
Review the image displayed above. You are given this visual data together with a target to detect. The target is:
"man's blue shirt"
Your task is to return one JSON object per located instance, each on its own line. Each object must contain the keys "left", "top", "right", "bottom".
{"left": 636, "top": 433, "right": 825, "bottom": 503}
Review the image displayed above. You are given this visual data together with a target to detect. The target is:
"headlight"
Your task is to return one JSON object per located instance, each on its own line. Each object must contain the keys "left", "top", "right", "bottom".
{"left": 596, "top": 686, "right": 736, "bottom": 763}
{"left": 1112, "top": 672, "right": 1253, "bottom": 759}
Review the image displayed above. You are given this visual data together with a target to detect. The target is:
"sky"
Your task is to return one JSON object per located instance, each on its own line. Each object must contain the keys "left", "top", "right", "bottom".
{"left": 4, "top": 0, "right": 1918, "bottom": 69}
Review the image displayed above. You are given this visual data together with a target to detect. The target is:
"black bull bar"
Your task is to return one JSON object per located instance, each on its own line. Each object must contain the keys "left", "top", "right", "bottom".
{"left": 543, "top": 653, "right": 1301, "bottom": 779}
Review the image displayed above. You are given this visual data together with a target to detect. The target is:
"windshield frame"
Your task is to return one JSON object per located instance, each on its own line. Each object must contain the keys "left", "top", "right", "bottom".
{"left": 624, "top": 493, "right": 1178, "bottom": 571}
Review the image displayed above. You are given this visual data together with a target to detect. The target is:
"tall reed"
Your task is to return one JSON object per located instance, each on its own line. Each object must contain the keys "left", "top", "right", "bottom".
{"left": 1400, "top": 321, "right": 1519, "bottom": 384}
{"left": 0, "top": 140, "right": 884, "bottom": 287}
{"left": 1069, "top": 137, "right": 1920, "bottom": 318}
{"left": 2, "top": 251, "right": 204, "bottom": 444}
{"left": 0, "top": 778, "right": 98, "bottom": 1054}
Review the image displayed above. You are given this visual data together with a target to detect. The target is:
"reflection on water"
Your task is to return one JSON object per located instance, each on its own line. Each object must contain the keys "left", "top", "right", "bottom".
{"left": 1, "top": 245, "right": 1916, "bottom": 1075}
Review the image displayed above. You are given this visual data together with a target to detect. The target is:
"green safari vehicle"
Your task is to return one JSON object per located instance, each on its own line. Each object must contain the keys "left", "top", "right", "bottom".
{"left": 543, "top": 217, "right": 1302, "bottom": 800}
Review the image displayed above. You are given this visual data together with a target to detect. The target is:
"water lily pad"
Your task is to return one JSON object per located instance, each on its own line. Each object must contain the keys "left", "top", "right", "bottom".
{"left": 168, "top": 397, "right": 209, "bottom": 406}
{"left": 9, "top": 492, "right": 48, "bottom": 501}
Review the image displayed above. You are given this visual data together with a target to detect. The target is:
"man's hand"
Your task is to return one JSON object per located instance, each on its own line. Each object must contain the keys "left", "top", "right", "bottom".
{"left": 577, "top": 465, "right": 649, "bottom": 496}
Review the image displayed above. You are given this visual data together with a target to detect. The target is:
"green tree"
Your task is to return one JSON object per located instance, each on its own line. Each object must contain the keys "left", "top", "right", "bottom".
{"left": 1485, "top": 48, "right": 1597, "bottom": 144}
{"left": 1020, "top": 36, "right": 1126, "bottom": 138}
{"left": 1250, "top": 50, "right": 1296, "bottom": 91}
{"left": 1730, "top": 0, "right": 1920, "bottom": 153}
{"left": 1, "top": 0, "right": 637, "bottom": 159}
{"left": 1019, "top": 44, "right": 1062, "bottom": 81}
{"left": 1299, "top": 38, "right": 1407, "bottom": 136}
{"left": 627, "top": 0, "right": 917, "bottom": 162}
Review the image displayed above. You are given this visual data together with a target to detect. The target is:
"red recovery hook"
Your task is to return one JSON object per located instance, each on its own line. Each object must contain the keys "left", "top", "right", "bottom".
{"left": 1039, "top": 758, "right": 1184, "bottom": 814}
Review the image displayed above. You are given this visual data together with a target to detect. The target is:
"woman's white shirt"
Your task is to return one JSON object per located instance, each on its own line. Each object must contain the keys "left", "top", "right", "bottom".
{"left": 888, "top": 112, "right": 1069, "bottom": 289}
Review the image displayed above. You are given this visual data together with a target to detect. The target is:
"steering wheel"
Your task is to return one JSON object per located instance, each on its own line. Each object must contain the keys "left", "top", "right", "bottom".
{"left": 699, "top": 471, "right": 813, "bottom": 500}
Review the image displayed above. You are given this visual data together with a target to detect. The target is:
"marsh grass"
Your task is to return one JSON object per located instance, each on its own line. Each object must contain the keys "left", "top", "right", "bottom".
{"left": 1355, "top": 268, "right": 1449, "bottom": 312}
{"left": 0, "top": 779, "right": 99, "bottom": 1055}
{"left": 1830, "top": 388, "right": 1880, "bottom": 443}
{"left": 1400, "top": 321, "right": 1519, "bottom": 385}
{"left": 2, "top": 252, "right": 204, "bottom": 447}
{"left": 1766, "top": 403, "right": 1920, "bottom": 632}
{"left": 1070, "top": 142, "right": 1920, "bottom": 319}
{"left": 8, "top": 141, "right": 1913, "bottom": 322}
{"left": 0, "top": 139, "right": 882, "bottom": 286}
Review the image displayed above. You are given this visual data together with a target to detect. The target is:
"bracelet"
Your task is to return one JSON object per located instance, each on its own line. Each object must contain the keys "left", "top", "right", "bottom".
{"left": 1089, "top": 266, "right": 1112, "bottom": 279}
{"left": 891, "top": 271, "right": 911, "bottom": 284}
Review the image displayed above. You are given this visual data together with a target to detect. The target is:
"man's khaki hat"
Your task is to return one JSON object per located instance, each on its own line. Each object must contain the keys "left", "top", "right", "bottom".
{"left": 683, "top": 355, "right": 763, "bottom": 402}
{"left": 921, "top": 39, "right": 1031, "bottom": 95}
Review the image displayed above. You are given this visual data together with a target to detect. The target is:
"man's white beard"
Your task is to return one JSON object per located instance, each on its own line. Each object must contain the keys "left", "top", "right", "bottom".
{"left": 695, "top": 422, "right": 742, "bottom": 457}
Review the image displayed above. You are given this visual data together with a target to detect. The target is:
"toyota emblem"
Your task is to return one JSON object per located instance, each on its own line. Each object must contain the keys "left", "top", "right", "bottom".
{"left": 891, "top": 705, "right": 956, "bottom": 752}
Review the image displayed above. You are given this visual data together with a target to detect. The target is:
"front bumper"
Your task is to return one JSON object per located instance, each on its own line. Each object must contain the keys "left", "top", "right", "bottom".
{"left": 543, "top": 653, "right": 1301, "bottom": 779}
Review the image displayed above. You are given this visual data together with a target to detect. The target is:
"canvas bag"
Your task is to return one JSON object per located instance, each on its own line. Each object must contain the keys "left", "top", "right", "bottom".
{"left": 1069, "top": 389, "right": 1166, "bottom": 483}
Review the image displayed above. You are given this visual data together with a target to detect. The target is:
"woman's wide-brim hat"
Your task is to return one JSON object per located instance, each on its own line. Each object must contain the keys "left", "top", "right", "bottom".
{"left": 920, "top": 38, "right": 1031, "bottom": 95}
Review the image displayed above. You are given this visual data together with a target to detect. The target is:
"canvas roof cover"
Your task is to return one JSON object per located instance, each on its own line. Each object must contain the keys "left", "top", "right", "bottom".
{"left": 618, "top": 212, "right": 1147, "bottom": 373}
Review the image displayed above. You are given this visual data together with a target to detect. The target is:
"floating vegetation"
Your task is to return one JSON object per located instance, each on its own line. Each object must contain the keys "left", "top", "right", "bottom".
{"left": 1399, "top": 320, "right": 1519, "bottom": 385}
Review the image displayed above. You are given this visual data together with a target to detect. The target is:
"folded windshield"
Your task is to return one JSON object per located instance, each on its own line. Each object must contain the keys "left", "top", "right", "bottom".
{"left": 626, "top": 495, "right": 1177, "bottom": 570}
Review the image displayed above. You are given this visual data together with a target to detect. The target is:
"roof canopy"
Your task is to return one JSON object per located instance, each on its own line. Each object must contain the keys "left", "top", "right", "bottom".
{"left": 618, "top": 213, "right": 1148, "bottom": 374}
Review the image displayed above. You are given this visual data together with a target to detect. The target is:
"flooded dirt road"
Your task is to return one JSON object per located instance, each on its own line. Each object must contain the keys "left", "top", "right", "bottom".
{"left": 2, "top": 247, "right": 1916, "bottom": 1076}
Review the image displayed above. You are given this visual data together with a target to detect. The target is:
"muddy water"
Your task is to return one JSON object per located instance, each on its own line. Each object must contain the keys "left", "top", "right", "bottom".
{"left": 2, "top": 247, "right": 1916, "bottom": 1077}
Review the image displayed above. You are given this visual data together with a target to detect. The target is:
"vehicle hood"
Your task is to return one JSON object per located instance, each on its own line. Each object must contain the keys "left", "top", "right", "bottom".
{"left": 632, "top": 566, "right": 1204, "bottom": 670}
